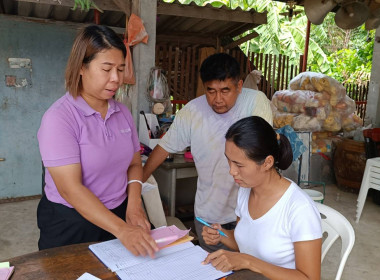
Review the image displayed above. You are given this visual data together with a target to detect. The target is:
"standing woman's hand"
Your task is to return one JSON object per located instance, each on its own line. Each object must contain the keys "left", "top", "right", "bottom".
{"left": 126, "top": 152, "right": 151, "bottom": 231}
{"left": 126, "top": 202, "right": 151, "bottom": 231}
{"left": 117, "top": 223, "right": 159, "bottom": 258}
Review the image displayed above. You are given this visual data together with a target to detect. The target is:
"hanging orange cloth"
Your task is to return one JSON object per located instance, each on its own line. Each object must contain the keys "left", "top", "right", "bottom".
{"left": 123, "top": 14, "right": 149, "bottom": 85}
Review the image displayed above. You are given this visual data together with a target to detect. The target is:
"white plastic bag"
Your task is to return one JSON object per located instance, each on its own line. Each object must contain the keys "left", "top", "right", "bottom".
{"left": 146, "top": 67, "right": 170, "bottom": 103}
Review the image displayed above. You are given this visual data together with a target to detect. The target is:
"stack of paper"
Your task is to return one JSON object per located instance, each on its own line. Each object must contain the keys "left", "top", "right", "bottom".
{"left": 89, "top": 225, "right": 232, "bottom": 280}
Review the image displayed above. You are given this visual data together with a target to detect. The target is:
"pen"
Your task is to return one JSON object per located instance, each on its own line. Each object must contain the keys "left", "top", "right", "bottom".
{"left": 196, "top": 216, "right": 228, "bottom": 237}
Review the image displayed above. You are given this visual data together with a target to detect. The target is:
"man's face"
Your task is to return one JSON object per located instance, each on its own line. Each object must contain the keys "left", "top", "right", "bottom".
{"left": 204, "top": 78, "right": 243, "bottom": 114}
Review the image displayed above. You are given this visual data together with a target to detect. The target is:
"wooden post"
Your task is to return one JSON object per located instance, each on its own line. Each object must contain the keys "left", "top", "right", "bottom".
{"left": 302, "top": 20, "right": 311, "bottom": 72}
{"left": 277, "top": 54, "right": 282, "bottom": 91}
{"left": 285, "top": 56, "right": 290, "bottom": 89}
{"left": 128, "top": 0, "right": 157, "bottom": 122}
{"left": 94, "top": 10, "right": 100, "bottom": 24}
{"left": 174, "top": 47, "right": 179, "bottom": 100}
{"left": 271, "top": 55, "right": 276, "bottom": 98}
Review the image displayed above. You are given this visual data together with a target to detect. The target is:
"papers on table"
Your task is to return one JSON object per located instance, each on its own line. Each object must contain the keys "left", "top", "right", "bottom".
{"left": 89, "top": 240, "right": 231, "bottom": 280}
{"left": 88, "top": 225, "right": 232, "bottom": 280}
{"left": 115, "top": 245, "right": 230, "bottom": 280}
{"left": 89, "top": 239, "right": 194, "bottom": 272}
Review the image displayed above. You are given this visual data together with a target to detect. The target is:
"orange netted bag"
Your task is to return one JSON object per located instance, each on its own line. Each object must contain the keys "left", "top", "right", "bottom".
{"left": 123, "top": 14, "right": 149, "bottom": 85}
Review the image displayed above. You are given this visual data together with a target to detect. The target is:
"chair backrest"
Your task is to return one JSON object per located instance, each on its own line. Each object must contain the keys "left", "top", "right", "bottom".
{"left": 141, "top": 176, "right": 187, "bottom": 230}
{"left": 141, "top": 177, "right": 168, "bottom": 229}
{"left": 315, "top": 202, "right": 355, "bottom": 280}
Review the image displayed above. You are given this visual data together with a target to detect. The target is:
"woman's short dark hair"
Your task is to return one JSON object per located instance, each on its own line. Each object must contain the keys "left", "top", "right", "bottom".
{"left": 65, "top": 25, "right": 126, "bottom": 98}
{"left": 200, "top": 53, "right": 241, "bottom": 83}
{"left": 225, "top": 116, "right": 293, "bottom": 170}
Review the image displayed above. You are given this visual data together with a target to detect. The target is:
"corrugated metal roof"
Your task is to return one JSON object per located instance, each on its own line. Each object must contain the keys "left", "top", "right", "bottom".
{"left": 1, "top": 0, "right": 267, "bottom": 47}
{"left": 156, "top": 0, "right": 266, "bottom": 38}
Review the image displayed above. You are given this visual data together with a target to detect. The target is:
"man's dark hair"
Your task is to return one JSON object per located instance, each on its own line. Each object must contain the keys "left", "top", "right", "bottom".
{"left": 200, "top": 53, "right": 241, "bottom": 83}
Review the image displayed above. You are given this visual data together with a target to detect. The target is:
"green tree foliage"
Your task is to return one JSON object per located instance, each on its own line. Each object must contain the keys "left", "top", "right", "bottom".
{"left": 163, "top": 0, "right": 256, "bottom": 8}
{"left": 163, "top": 0, "right": 373, "bottom": 84}
{"left": 309, "top": 13, "right": 374, "bottom": 84}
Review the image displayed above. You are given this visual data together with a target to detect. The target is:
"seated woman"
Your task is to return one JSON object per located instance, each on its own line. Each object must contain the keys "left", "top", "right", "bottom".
{"left": 37, "top": 25, "right": 158, "bottom": 257}
{"left": 202, "top": 116, "right": 322, "bottom": 280}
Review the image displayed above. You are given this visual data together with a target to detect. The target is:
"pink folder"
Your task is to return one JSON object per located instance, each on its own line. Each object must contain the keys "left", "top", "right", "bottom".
{"left": 150, "top": 225, "right": 190, "bottom": 248}
{"left": 0, "top": 266, "right": 14, "bottom": 280}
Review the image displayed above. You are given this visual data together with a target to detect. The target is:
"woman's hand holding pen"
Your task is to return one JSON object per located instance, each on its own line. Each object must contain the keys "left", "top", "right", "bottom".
{"left": 202, "top": 223, "right": 223, "bottom": 245}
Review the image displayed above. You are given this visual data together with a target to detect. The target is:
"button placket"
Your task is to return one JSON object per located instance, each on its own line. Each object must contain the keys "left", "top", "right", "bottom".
{"left": 104, "top": 110, "right": 116, "bottom": 138}
{"left": 104, "top": 119, "right": 111, "bottom": 137}
{"left": 96, "top": 113, "right": 109, "bottom": 137}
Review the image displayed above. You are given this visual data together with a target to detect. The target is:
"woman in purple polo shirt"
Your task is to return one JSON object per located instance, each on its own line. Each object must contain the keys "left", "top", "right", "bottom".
{"left": 37, "top": 25, "right": 158, "bottom": 258}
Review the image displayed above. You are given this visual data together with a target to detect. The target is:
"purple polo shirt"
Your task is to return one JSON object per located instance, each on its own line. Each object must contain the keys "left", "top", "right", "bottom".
{"left": 37, "top": 92, "right": 140, "bottom": 209}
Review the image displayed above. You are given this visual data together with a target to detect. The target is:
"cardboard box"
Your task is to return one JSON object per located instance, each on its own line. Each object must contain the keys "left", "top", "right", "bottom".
{"left": 139, "top": 113, "right": 160, "bottom": 150}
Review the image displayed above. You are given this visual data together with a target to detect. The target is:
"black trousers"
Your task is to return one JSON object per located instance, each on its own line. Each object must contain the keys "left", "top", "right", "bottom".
{"left": 37, "top": 195, "right": 128, "bottom": 250}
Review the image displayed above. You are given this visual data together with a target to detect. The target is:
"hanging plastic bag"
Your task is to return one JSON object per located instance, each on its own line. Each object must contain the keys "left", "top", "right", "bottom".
{"left": 151, "top": 69, "right": 164, "bottom": 100}
{"left": 243, "top": 70, "right": 262, "bottom": 90}
{"left": 123, "top": 14, "right": 149, "bottom": 85}
{"left": 146, "top": 67, "right": 170, "bottom": 103}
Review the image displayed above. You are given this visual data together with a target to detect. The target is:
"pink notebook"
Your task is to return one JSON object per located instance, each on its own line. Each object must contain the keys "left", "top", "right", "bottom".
{"left": 150, "top": 225, "right": 190, "bottom": 248}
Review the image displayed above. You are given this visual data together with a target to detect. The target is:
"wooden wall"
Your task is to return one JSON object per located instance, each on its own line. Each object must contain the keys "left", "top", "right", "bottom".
{"left": 155, "top": 44, "right": 369, "bottom": 118}
{"left": 345, "top": 81, "right": 369, "bottom": 119}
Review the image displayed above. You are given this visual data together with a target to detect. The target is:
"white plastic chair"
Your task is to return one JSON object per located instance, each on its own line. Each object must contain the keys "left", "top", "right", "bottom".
{"left": 356, "top": 157, "right": 380, "bottom": 223}
{"left": 315, "top": 202, "right": 355, "bottom": 280}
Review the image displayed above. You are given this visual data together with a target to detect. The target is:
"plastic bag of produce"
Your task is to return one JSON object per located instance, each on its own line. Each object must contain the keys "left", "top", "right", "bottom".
{"left": 312, "top": 138, "right": 332, "bottom": 153}
{"left": 292, "top": 114, "right": 321, "bottom": 132}
{"left": 314, "top": 91, "right": 330, "bottom": 107}
{"left": 322, "top": 110, "right": 342, "bottom": 132}
{"left": 334, "top": 95, "right": 356, "bottom": 117}
{"left": 271, "top": 102, "right": 298, "bottom": 128}
{"left": 273, "top": 111, "right": 298, "bottom": 128}
{"left": 312, "top": 131, "right": 333, "bottom": 140}
{"left": 272, "top": 90, "right": 316, "bottom": 113}
{"left": 341, "top": 113, "right": 363, "bottom": 132}
{"left": 289, "top": 72, "right": 322, "bottom": 91}
{"left": 289, "top": 72, "right": 346, "bottom": 106}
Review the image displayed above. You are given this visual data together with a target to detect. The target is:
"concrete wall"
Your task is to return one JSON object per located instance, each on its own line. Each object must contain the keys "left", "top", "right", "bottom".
{"left": 129, "top": 0, "right": 157, "bottom": 124}
{"left": 366, "top": 27, "right": 380, "bottom": 127}
{"left": 0, "top": 2, "right": 157, "bottom": 198}
{"left": 0, "top": 15, "right": 78, "bottom": 198}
